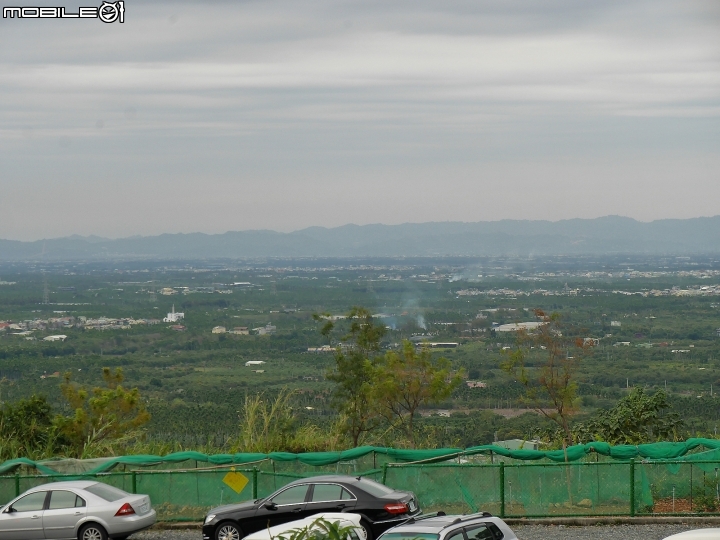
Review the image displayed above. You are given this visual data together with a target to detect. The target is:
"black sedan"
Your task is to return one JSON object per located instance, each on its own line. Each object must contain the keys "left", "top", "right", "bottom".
{"left": 203, "top": 475, "right": 420, "bottom": 540}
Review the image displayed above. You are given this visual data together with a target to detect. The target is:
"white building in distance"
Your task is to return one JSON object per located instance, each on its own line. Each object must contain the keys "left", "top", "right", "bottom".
{"left": 494, "top": 322, "right": 544, "bottom": 332}
{"left": 163, "top": 304, "right": 185, "bottom": 323}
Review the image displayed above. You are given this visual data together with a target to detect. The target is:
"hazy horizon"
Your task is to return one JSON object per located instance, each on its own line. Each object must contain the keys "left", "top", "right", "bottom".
{"left": 2, "top": 214, "right": 720, "bottom": 243}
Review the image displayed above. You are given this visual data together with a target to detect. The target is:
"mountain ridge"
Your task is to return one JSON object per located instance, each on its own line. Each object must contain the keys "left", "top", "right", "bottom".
{"left": 2, "top": 215, "right": 719, "bottom": 260}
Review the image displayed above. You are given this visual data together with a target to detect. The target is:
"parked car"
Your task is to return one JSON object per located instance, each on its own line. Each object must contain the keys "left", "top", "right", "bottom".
{"left": 663, "top": 530, "right": 720, "bottom": 540}
{"left": 377, "top": 512, "right": 518, "bottom": 540}
{"left": 0, "top": 480, "right": 156, "bottom": 540}
{"left": 203, "top": 475, "right": 420, "bottom": 540}
{"left": 243, "top": 512, "right": 366, "bottom": 540}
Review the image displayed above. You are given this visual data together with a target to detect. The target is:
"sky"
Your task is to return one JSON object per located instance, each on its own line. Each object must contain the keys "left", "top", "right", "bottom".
{"left": 1, "top": 0, "right": 719, "bottom": 241}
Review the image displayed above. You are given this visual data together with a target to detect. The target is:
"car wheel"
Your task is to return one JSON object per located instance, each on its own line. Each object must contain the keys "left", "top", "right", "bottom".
{"left": 215, "top": 522, "right": 242, "bottom": 540}
{"left": 79, "top": 523, "right": 108, "bottom": 540}
{"left": 359, "top": 519, "right": 374, "bottom": 540}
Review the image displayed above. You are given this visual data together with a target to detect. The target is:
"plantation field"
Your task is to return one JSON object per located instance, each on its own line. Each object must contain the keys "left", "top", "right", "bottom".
{"left": 2, "top": 255, "right": 720, "bottom": 449}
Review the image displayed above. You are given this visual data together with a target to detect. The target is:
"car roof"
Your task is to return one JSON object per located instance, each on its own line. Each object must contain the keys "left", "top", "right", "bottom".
{"left": 385, "top": 513, "right": 497, "bottom": 534}
{"left": 27, "top": 480, "right": 98, "bottom": 491}
{"left": 285, "top": 475, "right": 367, "bottom": 485}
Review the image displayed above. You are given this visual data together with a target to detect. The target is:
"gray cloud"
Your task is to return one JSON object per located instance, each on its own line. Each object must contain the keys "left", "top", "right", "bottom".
{"left": 0, "top": 0, "right": 718, "bottom": 240}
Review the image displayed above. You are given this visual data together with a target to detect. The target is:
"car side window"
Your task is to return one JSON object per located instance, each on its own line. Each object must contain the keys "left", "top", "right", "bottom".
{"left": 75, "top": 496, "right": 86, "bottom": 508}
{"left": 49, "top": 490, "right": 78, "bottom": 510}
{"left": 12, "top": 492, "right": 47, "bottom": 512}
{"left": 271, "top": 485, "right": 309, "bottom": 505}
{"left": 487, "top": 524, "right": 503, "bottom": 540}
{"left": 341, "top": 488, "right": 355, "bottom": 500}
{"left": 446, "top": 530, "right": 464, "bottom": 540}
{"left": 465, "top": 524, "right": 494, "bottom": 540}
{"left": 311, "top": 484, "right": 347, "bottom": 502}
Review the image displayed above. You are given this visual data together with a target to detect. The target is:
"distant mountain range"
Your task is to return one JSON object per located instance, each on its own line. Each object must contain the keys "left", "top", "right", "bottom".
{"left": 2, "top": 216, "right": 720, "bottom": 260}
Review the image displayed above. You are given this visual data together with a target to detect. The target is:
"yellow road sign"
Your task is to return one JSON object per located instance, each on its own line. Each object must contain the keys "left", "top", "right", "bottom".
{"left": 223, "top": 471, "right": 249, "bottom": 494}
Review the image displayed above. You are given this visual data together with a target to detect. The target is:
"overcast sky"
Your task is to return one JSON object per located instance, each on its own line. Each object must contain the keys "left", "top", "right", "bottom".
{"left": 1, "top": 0, "right": 719, "bottom": 241}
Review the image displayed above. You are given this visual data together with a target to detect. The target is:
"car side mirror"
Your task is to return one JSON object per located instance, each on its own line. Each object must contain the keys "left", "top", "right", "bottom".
{"left": 264, "top": 502, "right": 277, "bottom": 510}
{"left": 3, "top": 506, "right": 14, "bottom": 514}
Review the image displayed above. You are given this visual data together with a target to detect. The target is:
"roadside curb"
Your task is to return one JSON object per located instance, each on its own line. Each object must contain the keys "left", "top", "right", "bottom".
{"left": 153, "top": 522, "right": 202, "bottom": 530}
{"left": 153, "top": 516, "right": 720, "bottom": 530}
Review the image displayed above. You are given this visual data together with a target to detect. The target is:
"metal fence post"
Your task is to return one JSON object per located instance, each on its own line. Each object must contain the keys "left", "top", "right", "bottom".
{"left": 690, "top": 463, "right": 693, "bottom": 512}
{"left": 252, "top": 468, "right": 258, "bottom": 499}
{"left": 131, "top": 471, "right": 137, "bottom": 494}
{"left": 499, "top": 462, "right": 505, "bottom": 518}
{"left": 381, "top": 463, "right": 388, "bottom": 485}
{"left": 14, "top": 474, "right": 19, "bottom": 497}
{"left": 629, "top": 459, "right": 636, "bottom": 517}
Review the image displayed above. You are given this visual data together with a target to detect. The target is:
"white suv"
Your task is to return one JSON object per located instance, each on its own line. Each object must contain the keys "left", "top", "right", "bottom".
{"left": 377, "top": 513, "right": 518, "bottom": 540}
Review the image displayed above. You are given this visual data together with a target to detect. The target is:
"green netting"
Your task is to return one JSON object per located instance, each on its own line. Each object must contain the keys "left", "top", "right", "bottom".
{"left": 384, "top": 464, "right": 502, "bottom": 515}
{"left": 3, "top": 440, "right": 720, "bottom": 476}
{"left": 1, "top": 441, "right": 720, "bottom": 520}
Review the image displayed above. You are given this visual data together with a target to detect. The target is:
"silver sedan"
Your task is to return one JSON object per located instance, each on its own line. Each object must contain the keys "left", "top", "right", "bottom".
{"left": 0, "top": 480, "right": 157, "bottom": 540}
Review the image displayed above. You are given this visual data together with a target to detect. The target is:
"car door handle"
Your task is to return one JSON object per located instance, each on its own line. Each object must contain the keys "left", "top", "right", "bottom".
{"left": 75, "top": 511, "right": 83, "bottom": 515}
{"left": 31, "top": 515, "right": 40, "bottom": 519}
{"left": 292, "top": 508, "right": 302, "bottom": 513}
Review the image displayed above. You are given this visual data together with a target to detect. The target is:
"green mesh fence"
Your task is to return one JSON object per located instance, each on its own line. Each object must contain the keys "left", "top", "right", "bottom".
{"left": 2, "top": 443, "right": 720, "bottom": 520}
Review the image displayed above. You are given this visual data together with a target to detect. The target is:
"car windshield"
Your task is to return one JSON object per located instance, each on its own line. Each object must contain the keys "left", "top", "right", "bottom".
{"left": 381, "top": 533, "right": 439, "bottom": 540}
{"left": 84, "top": 483, "right": 129, "bottom": 502}
{"left": 356, "top": 478, "right": 396, "bottom": 497}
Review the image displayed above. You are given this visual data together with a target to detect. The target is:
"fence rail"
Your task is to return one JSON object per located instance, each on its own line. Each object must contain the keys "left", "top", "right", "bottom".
{"left": 2, "top": 459, "right": 719, "bottom": 521}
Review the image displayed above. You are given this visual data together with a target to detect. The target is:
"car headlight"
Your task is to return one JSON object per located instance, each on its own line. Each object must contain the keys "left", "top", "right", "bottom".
{"left": 205, "top": 514, "right": 216, "bottom": 525}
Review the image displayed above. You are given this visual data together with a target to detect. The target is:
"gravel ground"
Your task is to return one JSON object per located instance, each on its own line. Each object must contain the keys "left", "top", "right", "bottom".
{"left": 129, "top": 524, "right": 707, "bottom": 540}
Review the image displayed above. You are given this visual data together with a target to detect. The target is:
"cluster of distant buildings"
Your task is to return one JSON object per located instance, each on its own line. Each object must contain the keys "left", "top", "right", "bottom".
{"left": 456, "top": 287, "right": 581, "bottom": 298}
{"left": 211, "top": 323, "right": 276, "bottom": 336}
{"left": 1, "top": 305, "right": 188, "bottom": 337}
{"left": 456, "top": 284, "right": 720, "bottom": 299}
{"left": 155, "top": 283, "right": 252, "bottom": 296}
{"left": 613, "top": 286, "right": 720, "bottom": 297}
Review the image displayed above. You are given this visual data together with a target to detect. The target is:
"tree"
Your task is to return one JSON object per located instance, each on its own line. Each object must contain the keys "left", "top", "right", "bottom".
{"left": 500, "top": 309, "right": 592, "bottom": 448}
{"left": 322, "top": 307, "right": 387, "bottom": 447}
{"left": 55, "top": 367, "right": 150, "bottom": 458}
{"left": 574, "top": 387, "right": 684, "bottom": 444}
{"left": 372, "top": 341, "right": 463, "bottom": 447}
{"left": 0, "top": 395, "right": 56, "bottom": 460}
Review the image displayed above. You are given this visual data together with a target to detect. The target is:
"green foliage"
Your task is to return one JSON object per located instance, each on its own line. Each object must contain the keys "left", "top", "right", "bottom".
{"left": 573, "top": 387, "right": 684, "bottom": 444}
{"left": 501, "top": 310, "right": 590, "bottom": 447}
{"left": 275, "top": 517, "right": 358, "bottom": 540}
{"left": 372, "top": 341, "right": 463, "bottom": 447}
{"left": 0, "top": 395, "right": 57, "bottom": 460}
{"left": 693, "top": 476, "right": 720, "bottom": 513}
{"left": 234, "top": 388, "right": 342, "bottom": 453}
{"left": 325, "top": 307, "right": 387, "bottom": 446}
{"left": 234, "top": 388, "right": 298, "bottom": 453}
{"left": 54, "top": 367, "right": 151, "bottom": 458}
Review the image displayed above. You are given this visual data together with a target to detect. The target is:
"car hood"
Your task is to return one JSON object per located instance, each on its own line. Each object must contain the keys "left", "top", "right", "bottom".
{"left": 210, "top": 500, "right": 258, "bottom": 516}
{"left": 664, "top": 529, "right": 720, "bottom": 540}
